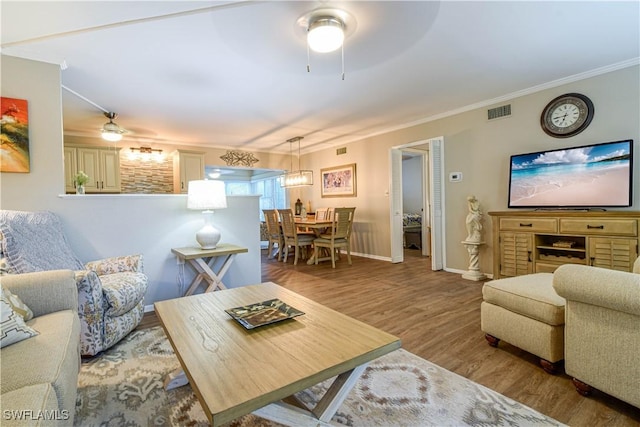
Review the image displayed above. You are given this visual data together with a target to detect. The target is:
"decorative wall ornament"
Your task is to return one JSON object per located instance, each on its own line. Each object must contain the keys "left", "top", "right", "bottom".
{"left": 1, "top": 97, "right": 30, "bottom": 173}
{"left": 220, "top": 150, "right": 259, "bottom": 167}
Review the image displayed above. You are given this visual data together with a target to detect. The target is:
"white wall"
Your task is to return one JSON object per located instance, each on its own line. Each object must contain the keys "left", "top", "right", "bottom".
{"left": 57, "top": 194, "right": 261, "bottom": 304}
{"left": 1, "top": 55, "right": 261, "bottom": 306}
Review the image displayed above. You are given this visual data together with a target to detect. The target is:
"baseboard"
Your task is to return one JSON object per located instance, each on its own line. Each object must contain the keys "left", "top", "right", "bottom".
{"left": 144, "top": 304, "right": 155, "bottom": 313}
{"left": 349, "top": 251, "right": 392, "bottom": 262}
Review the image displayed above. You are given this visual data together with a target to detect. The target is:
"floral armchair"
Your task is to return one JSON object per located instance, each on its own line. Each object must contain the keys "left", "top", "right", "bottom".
{"left": 0, "top": 210, "right": 148, "bottom": 356}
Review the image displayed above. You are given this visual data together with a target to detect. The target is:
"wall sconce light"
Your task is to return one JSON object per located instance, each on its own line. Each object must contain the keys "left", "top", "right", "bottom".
{"left": 129, "top": 146, "right": 164, "bottom": 162}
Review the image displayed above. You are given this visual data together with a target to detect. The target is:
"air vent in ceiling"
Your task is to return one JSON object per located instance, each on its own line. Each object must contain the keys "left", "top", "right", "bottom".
{"left": 336, "top": 147, "right": 347, "bottom": 155}
{"left": 487, "top": 104, "right": 511, "bottom": 120}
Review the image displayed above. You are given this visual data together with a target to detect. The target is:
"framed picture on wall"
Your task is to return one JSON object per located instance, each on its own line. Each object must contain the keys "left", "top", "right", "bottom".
{"left": 320, "top": 163, "right": 357, "bottom": 198}
{"left": 1, "top": 97, "right": 30, "bottom": 173}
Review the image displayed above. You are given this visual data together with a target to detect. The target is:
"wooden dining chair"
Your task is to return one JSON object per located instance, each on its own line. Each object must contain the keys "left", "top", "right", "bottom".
{"left": 314, "top": 207, "right": 356, "bottom": 268}
{"left": 279, "top": 209, "right": 315, "bottom": 265}
{"left": 262, "top": 209, "right": 283, "bottom": 261}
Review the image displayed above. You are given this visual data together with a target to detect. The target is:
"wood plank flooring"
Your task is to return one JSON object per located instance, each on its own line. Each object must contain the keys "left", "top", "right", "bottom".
{"left": 139, "top": 249, "right": 640, "bottom": 426}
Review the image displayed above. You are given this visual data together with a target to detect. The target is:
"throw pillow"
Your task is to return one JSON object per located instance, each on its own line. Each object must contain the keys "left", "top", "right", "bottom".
{"left": 0, "top": 288, "right": 38, "bottom": 348}
{"left": 2, "top": 287, "right": 34, "bottom": 320}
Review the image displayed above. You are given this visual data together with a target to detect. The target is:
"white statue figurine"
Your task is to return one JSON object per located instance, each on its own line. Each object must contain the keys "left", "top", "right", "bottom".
{"left": 465, "top": 195, "right": 483, "bottom": 242}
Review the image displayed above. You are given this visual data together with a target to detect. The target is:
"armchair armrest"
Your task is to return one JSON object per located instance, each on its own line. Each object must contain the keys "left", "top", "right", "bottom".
{"left": 553, "top": 264, "right": 640, "bottom": 316}
{"left": 85, "top": 254, "right": 144, "bottom": 275}
{"left": 0, "top": 270, "right": 77, "bottom": 317}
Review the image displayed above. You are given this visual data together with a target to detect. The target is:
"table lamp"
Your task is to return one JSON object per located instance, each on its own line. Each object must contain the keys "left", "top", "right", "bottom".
{"left": 187, "top": 180, "right": 227, "bottom": 249}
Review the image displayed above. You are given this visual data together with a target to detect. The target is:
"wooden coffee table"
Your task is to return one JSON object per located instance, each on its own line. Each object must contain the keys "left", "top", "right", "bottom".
{"left": 154, "top": 282, "right": 401, "bottom": 426}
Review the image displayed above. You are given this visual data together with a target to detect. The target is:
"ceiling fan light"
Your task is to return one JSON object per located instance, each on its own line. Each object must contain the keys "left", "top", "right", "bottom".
{"left": 101, "top": 130, "right": 123, "bottom": 142}
{"left": 101, "top": 112, "right": 124, "bottom": 141}
{"left": 308, "top": 18, "right": 344, "bottom": 53}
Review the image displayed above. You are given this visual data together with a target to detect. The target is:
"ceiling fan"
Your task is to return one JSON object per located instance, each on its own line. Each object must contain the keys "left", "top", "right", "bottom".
{"left": 101, "top": 112, "right": 126, "bottom": 142}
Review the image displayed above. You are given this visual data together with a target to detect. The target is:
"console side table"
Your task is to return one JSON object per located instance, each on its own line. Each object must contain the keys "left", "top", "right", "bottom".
{"left": 172, "top": 244, "right": 248, "bottom": 295}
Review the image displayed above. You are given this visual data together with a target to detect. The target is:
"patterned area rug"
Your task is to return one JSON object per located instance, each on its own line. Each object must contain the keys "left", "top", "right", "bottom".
{"left": 75, "top": 326, "right": 564, "bottom": 426}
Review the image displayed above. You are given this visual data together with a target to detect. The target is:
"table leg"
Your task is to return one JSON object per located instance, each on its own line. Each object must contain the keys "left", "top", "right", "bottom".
{"left": 252, "top": 363, "right": 368, "bottom": 426}
{"left": 184, "top": 254, "right": 238, "bottom": 295}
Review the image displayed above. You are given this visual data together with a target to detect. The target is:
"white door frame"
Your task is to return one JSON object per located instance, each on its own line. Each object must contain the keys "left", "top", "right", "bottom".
{"left": 389, "top": 137, "right": 445, "bottom": 270}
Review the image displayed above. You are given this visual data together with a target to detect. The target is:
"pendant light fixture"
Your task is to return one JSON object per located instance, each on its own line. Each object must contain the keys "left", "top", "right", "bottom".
{"left": 280, "top": 136, "right": 313, "bottom": 188}
{"left": 101, "top": 112, "right": 125, "bottom": 142}
{"left": 298, "top": 8, "right": 356, "bottom": 80}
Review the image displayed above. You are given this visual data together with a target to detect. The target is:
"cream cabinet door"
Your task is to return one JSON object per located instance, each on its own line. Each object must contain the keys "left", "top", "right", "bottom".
{"left": 174, "top": 151, "right": 205, "bottom": 193}
{"left": 64, "top": 146, "right": 77, "bottom": 193}
{"left": 73, "top": 146, "right": 121, "bottom": 193}
{"left": 77, "top": 147, "right": 100, "bottom": 192}
{"left": 100, "top": 149, "right": 121, "bottom": 192}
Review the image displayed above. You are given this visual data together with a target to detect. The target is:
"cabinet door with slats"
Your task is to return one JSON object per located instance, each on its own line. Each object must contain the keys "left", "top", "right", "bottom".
{"left": 589, "top": 237, "right": 637, "bottom": 271}
{"left": 499, "top": 232, "right": 533, "bottom": 277}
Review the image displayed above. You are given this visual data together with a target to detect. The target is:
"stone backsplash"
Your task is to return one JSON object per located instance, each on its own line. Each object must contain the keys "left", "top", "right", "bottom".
{"left": 119, "top": 152, "right": 173, "bottom": 194}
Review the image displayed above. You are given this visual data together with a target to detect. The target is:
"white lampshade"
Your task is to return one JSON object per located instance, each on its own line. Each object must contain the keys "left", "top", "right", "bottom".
{"left": 187, "top": 180, "right": 227, "bottom": 249}
{"left": 187, "top": 180, "right": 227, "bottom": 210}
{"left": 308, "top": 17, "right": 344, "bottom": 53}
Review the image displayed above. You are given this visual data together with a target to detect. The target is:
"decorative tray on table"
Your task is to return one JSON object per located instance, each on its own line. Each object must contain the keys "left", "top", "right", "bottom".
{"left": 225, "top": 298, "right": 304, "bottom": 329}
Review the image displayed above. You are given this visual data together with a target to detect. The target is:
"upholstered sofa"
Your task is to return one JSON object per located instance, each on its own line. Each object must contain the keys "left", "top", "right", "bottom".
{"left": 553, "top": 260, "right": 640, "bottom": 409}
{"left": 0, "top": 210, "right": 148, "bottom": 356}
{"left": 0, "top": 270, "right": 80, "bottom": 426}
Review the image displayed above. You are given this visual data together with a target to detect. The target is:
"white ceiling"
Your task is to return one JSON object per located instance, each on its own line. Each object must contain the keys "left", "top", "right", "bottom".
{"left": 2, "top": 1, "right": 639, "bottom": 154}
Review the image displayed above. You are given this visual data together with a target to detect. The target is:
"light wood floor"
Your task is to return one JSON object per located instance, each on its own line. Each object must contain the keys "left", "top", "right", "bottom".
{"left": 139, "top": 249, "right": 640, "bottom": 426}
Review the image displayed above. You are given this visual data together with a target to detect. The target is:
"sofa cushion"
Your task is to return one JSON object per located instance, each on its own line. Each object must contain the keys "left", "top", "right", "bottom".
{"left": 1, "top": 288, "right": 38, "bottom": 348}
{"left": 100, "top": 272, "right": 148, "bottom": 317}
{"left": 0, "top": 210, "right": 84, "bottom": 274}
{"left": 0, "top": 383, "right": 65, "bottom": 426}
{"left": 1, "top": 310, "right": 80, "bottom": 416}
{"left": 482, "top": 273, "right": 565, "bottom": 326}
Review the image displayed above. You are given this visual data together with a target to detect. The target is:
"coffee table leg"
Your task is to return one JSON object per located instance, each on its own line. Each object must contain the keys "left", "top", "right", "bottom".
{"left": 253, "top": 363, "right": 368, "bottom": 426}
{"left": 312, "top": 364, "right": 368, "bottom": 422}
{"left": 164, "top": 369, "right": 189, "bottom": 390}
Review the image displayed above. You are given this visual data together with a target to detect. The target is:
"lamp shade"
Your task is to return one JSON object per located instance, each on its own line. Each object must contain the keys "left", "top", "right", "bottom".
{"left": 187, "top": 180, "right": 227, "bottom": 211}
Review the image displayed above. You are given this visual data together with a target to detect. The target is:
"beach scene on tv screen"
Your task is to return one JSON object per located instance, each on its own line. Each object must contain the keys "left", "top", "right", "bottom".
{"left": 509, "top": 141, "right": 631, "bottom": 207}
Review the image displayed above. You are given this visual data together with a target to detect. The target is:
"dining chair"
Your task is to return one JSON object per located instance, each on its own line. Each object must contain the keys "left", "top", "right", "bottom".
{"left": 316, "top": 207, "right": 335, "bottom": 221}
{"left": 262, "top": 209, "right": 283, "bottom": 261}
{"left": 314, "top": 207, "right": 356, "bottom": 268}
{"left": 279, "top": 209, "right": 315, "bottom": 265}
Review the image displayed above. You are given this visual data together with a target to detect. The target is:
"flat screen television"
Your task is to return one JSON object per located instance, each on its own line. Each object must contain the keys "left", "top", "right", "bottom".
{"left": 508, "top": 139, "right": 633, "bottom": 208}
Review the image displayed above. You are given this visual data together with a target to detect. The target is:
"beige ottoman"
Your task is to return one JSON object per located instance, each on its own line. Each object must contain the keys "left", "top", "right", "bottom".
{"left": 481, "top": 273, "right": 566, "bottom": 374}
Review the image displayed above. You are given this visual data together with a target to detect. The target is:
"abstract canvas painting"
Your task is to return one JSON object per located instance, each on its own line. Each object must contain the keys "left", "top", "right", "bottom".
{"left": 1, "top": 97, "right": 30, "bottom": 173}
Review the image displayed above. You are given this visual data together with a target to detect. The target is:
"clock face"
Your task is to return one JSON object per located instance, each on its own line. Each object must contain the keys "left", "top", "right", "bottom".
{"left": 541, "top": 93, "right": 594, "bottom": 138}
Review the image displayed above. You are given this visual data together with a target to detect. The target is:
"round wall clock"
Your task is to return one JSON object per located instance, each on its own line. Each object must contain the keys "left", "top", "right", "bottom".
{"left": 540, "top": 93, "right": 594, "bottom": 138}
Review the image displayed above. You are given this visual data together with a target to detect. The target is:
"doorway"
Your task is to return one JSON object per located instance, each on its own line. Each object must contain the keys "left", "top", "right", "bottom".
{"left": 389, "top": 137, "right": 444, "bottom": 270}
